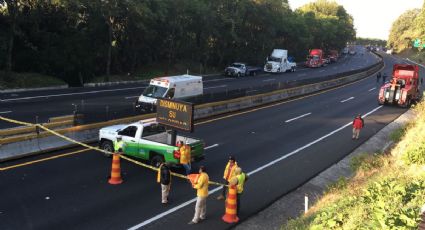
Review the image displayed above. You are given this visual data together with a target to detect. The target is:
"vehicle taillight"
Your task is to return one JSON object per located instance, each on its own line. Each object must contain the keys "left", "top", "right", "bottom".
{"left": 173, "top": 150, "right": 181, "bottom": 159}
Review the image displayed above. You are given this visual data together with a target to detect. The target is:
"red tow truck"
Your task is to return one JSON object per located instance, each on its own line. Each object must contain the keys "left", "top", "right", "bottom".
{"left": 305, "top": 49, "right": 326, "bottom": 68}
{"left": 378, "top": 64, "right": 421, "bottom": 107}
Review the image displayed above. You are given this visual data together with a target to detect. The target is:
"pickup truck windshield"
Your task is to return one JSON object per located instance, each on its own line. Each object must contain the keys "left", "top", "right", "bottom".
{"left": 231, "top": 63, "right": 243, "bottom": 68}
{"left": 269, "top": 57, "right": 282, "bottom": 62}
{"left": 142, "top": 124, "right": 167, "bottom": 137}
{"left": 142, "top": 85, "right": 167, "bottom": 97}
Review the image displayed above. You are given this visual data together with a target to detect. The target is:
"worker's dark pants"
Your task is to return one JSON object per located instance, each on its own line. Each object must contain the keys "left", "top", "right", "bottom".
{"left": 221, "top": 180, "right": 229, "bottom": 197}
{"left": 237, "top": 193, "right": 242, "bottom": 214}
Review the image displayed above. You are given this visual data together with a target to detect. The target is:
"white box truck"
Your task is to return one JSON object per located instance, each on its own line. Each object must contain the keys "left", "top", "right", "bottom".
{"left": 264, "top": 49, "right": 296, "bottom": 73}
{"left": 136, "top": 74, "right": 203, "bottom": 112}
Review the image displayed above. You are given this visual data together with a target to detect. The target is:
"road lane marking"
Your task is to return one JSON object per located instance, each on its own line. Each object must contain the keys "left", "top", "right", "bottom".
{"left": 368, "top": 87, "right": 376, "bottom": 92}
{"left": 2, "top": 86, "right": 147, "bottom": 102}
{"left": 125, "top": 96, "right": 139, "bottom": 99}
{"left": 0, "top": 148, "right": 91, "bottom": 171}
{"left": 204, "top": 78, "right": 234, "bottom": 82}
{"left": 285, "top": 113, "right": 312, "bottom": 123}
{"left": 340, "top": 97, "right": 355, "bottom": 103}
{"left": 204, "top": 144, "right": 219, "bottom": 150}
{"left": 0, "top": 111, "right": 12, "bottom": 114}
{"left": 319, "top": 70, "right": 325, "bottom": 73}
{"left": 128, "top": 105, "right": 383, "bottom": 229}
{"left": 262, "top": 79, "right": 276, "bottom": 82}
{"left": 204, "top": 85, "right": 227, "bottom": 90}
{"left": 406, "top": 58, "right": 425, "bottom": 68}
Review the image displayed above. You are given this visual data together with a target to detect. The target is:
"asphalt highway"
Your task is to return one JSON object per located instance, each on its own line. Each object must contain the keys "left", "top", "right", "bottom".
{"left": 0, "top": 47, "right": 378, "bottom": 128}
{"left": 0, "top": 52, "right": 422, "bottom": 230}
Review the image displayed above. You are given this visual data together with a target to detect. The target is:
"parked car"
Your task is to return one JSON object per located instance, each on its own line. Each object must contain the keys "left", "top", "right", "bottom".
{"left": 224, "top": 63, "right": 262, "bottom": 77}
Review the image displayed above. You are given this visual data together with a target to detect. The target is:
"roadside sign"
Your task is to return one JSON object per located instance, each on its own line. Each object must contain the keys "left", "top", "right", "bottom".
{"left": 413, "top": 38, "right": 425, "bottom": 48}
{"left": 156, "top": 98, "right": 194, "bottom": 132}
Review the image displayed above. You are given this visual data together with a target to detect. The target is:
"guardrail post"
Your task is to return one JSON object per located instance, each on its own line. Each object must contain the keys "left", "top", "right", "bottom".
{"left": 304, "top": 194, "right": 309, "bottom": 213}
{"left": 35, "top": 116, "right": 40, "bottom": 135}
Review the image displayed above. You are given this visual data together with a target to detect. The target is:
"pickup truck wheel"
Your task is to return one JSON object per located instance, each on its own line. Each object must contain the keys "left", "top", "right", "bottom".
{"left": 101, "top": 140, "right": 114, "bottom": 157}
{"left": 151, "top": 155, "right": 164, "bottom": 168}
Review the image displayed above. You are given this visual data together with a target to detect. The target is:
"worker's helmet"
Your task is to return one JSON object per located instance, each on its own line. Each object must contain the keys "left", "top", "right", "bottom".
{"left": 229, "top": 156, "right": 236, "bottom": 161}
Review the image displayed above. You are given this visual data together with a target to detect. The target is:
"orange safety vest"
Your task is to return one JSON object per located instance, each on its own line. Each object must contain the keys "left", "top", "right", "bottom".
{"left": 223, "top": 161, "right": 238, "bottom": 181}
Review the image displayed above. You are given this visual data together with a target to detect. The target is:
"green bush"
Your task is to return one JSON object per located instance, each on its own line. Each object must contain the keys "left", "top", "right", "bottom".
{"left": 0, "top": 71, "right": 65, "bottom": 89}
{"left": 390, "top": 126, "right": 407, "bottom": 142}
{"left": 350, "top": 153, "right": 383, "bottom": 172}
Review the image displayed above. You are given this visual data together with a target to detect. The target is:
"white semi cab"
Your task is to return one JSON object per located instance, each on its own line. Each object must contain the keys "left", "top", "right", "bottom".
{"left": 264, "top": 49, "right": 296, "bottom": 73}
{"left": 137, "top": 74, "right": 203, "bottom": 111}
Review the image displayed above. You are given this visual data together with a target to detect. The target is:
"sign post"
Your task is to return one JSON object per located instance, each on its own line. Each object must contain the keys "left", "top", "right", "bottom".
{"left": 156, "top": 98, "right": 194, "bottom": 145}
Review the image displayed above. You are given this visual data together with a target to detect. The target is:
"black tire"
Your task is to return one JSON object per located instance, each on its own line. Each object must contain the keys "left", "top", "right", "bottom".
{"left": 151, "top": 155, "right": 164, "bottom": 168}
{"left": 252, "top": 71, "right": 256, "bottom": 76}
{"left": 237, "top": 72, "right": 241, "bottom": 78}
{"left": 101, "top": 140, "right": 114, "bottom": 157}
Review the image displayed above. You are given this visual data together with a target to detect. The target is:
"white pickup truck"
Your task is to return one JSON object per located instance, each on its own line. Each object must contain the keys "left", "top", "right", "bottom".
{"left": 99, "top": 120, "right": 205, "bottom": 167}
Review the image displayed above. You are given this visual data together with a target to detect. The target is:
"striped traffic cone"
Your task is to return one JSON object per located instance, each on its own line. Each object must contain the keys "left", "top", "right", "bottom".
{"left": 222, "top": 185, "right": 239, "bottom": 223}
{"left": 108, "top": 154, "right": 123, "bottom": 185}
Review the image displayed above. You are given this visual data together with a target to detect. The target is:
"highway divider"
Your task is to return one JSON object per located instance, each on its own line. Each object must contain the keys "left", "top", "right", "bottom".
{"left": 0, "top": 57, "right": 383, "bottom": 161}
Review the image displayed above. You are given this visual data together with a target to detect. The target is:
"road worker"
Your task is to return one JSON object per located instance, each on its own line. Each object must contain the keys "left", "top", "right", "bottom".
{"left": 217, "top": 156, "right": 238, "bottom": 200}
{"left": 157, "top": 162, "right": 171, "bottom": 204}
{"left": 234, "top": 167, "right": 248, "bottom": 215}
{"left": 352, "top": 114, "right": 364, "bottom": 140}
{"left": 113, "top": 136, "right": 125, "bottom": 153}
{"left": 179, "top": 140, "right": 191, "bottom": 175}
{"left": 188, "top": 166, "right": 209, "bottom": 224}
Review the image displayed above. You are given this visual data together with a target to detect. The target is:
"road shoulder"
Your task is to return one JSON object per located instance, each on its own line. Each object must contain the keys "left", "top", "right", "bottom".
{"left": 233, "top": 107, "right": 416, "bottom": 230}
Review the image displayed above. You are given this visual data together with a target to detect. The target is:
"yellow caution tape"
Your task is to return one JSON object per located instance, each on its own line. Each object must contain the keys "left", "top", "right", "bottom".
{"left": 0, "top": 116, "right": 226, "bottom": 187}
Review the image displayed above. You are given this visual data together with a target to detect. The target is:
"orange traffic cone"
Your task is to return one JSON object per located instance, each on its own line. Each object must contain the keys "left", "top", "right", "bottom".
{"left": 108, "top": 154, "right": 123, "bottom": 185}
{"left": 222, "top": 185, "right": 239, "bottom": 223}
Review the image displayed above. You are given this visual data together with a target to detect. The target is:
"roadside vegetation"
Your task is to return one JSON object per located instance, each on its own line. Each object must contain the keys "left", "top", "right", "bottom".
{"left": 0, "top": 71, "right": 66, "bottom": 89}
{"left": 0, "top": 0, "right": 355, "bottom": 87}
{"left": 283, "top": 101, "right": 425, "bottom": 229}
{"left": 387, "top": 1, "right": 425, "bottom": 63}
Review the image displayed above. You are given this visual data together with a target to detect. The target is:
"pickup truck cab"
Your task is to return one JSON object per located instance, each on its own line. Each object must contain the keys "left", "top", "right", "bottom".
{"left": 224, "top": 63, "right": 262, "bottom": 77}
{"left": 99, "top": 120, "right": 205, "bottom": 167}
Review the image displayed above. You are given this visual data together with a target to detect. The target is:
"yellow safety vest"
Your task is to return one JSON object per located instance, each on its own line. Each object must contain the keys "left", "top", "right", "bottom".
{"left": 237, "top": 173, "right": 246, "bottom": 194}
{"left": 113, "top": 140, "right": 124, "bottom": 152}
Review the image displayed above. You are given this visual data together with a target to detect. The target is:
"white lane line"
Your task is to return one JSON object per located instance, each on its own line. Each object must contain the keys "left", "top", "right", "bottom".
{"left": 125, "top": 96, "right": 139, "bottom": 99}
{"left": 297, "top": 73, "right": 307, "bottom": 77}
{"left": 2, "top": 86, "right": 147, "bottom": 102}
{"left": 340, "top": 97, "right": 355, "bottom": 103}
{"left": 204, "top": 144, "right": 219, "bottom": 150}
{"left": 285, "top": 113, "right": 312, "bottom": 123}
{"left": 0, "top": 111, "right": 12, "bottom": 114}
{"left": 204, "top": 85, "right": 227, "bottom": 90}
{"left": 128, "top": 105, "right": 383, "bottom": 230}
{"left": 262, "top": 79, "right": 276, "bottom": 82}
{"left": 319, "top": 70, "right": 325, "bottom": 73}
{"left": 204, "top": 78, "right": 234, "bottom": 82}
{"left": 368, "top": 87, "right": 376, "bottom": 92}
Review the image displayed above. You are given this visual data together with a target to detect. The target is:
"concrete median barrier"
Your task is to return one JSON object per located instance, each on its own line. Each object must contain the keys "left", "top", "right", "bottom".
{"left": 0, "top": 59, "right": 383, "bottom": 161}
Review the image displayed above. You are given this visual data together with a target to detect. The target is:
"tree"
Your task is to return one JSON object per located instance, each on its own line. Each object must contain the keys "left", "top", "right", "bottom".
{"left": 388, "top": 9, "right": 420, "bottom": 52}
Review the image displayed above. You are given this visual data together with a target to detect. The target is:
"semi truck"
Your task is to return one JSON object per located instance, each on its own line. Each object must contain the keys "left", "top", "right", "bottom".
{"left": 378, "top": 64, "right": 421, "bottom": 107}
{"left": 136, "top": 74, "right": 203, "bottom": 112}
{"left": 99, "top": 119, "right": 205, "bottom": 167}
{"left": 305, "top": 49, "right": 326, "bottom": 68}
{"left": 264, "top": 49, "right": 296, "bottom": 73}
{"left": 224, "top": 63, "right": 262, "bottom": 77}
{"left": 328, "top": 50, "right": 339, "bottom": 63}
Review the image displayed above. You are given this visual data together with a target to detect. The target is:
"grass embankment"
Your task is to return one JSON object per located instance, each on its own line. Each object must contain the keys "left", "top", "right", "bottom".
{"left": 283, "top": 101, "right": 425, "bottom": 230}
{"left": 89, "top": 61, "right": 221, "bottom": 83}
{"left": 0, "top": 71, "right": 66, "bottom": 90}
{"left": 396, "top": 49, "right": 425, "bottom": 65}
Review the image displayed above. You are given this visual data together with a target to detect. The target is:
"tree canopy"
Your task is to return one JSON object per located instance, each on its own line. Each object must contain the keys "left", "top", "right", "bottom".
{"left": 0, "top": 0, "right": 355, "bottom": 86}
{"left": 388, "top": 1, "right": 425, "bottom": 52}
